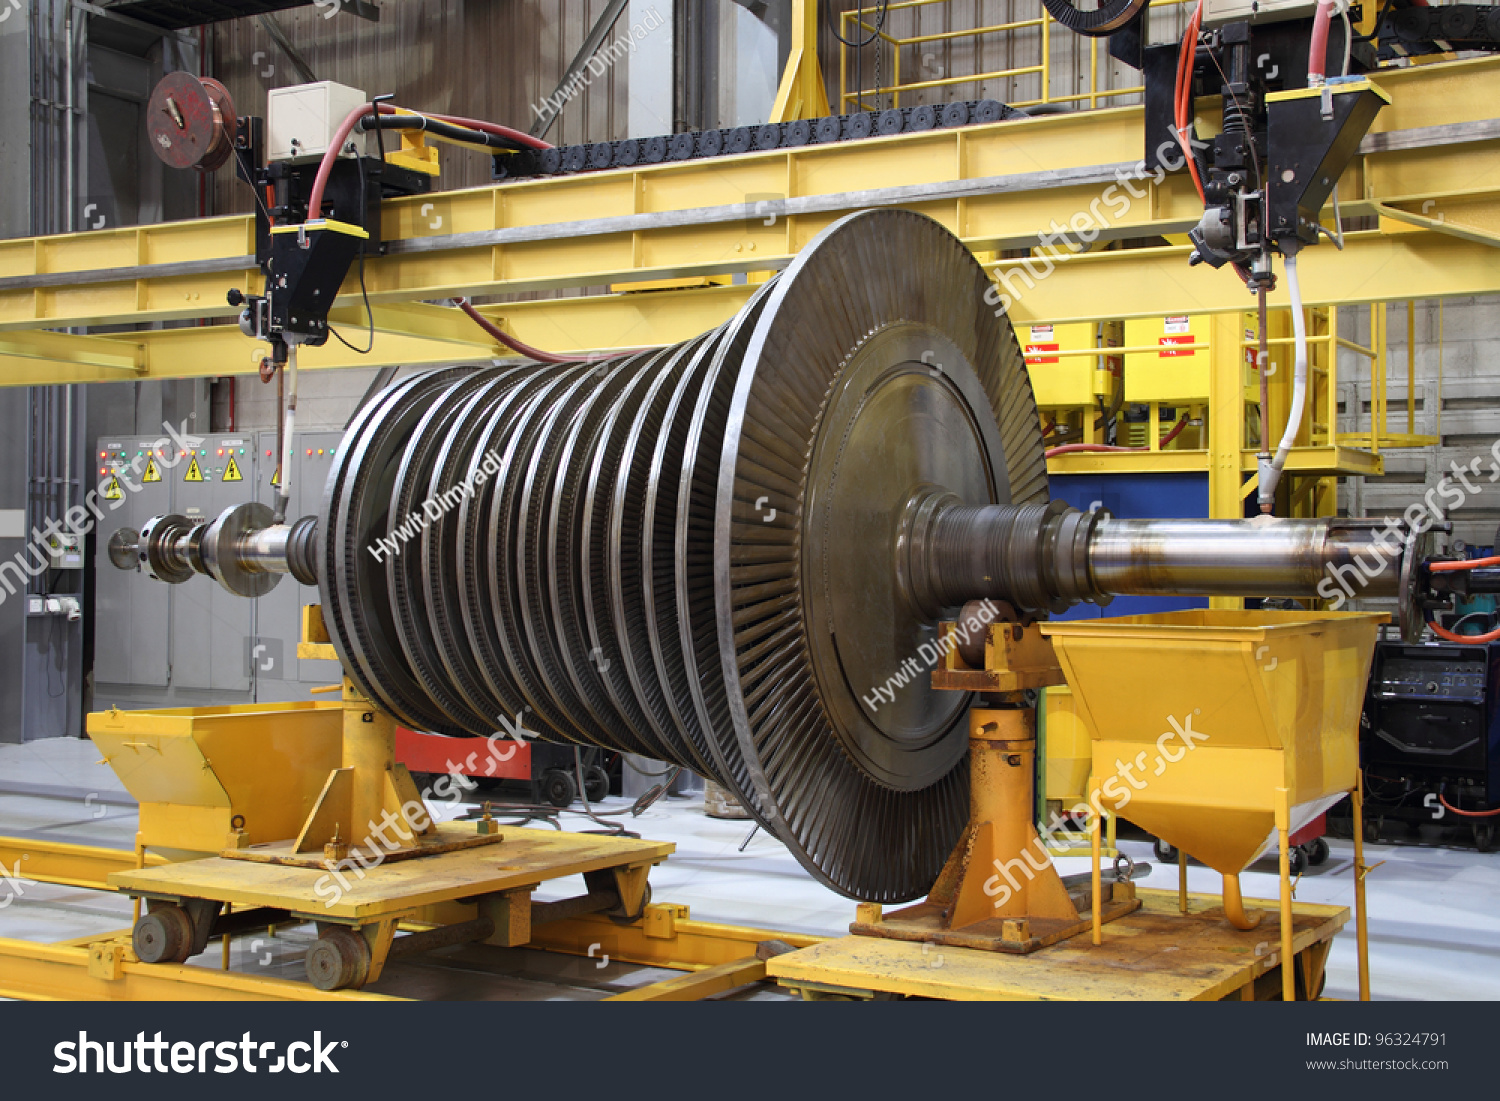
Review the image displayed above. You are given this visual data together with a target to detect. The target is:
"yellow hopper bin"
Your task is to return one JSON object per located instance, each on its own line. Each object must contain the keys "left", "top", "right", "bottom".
{"left": 88, "top": 702, "right": 343, "bottom": 859}
{"left": 1040, "top": 610, "right": 1386, "bottom": 877}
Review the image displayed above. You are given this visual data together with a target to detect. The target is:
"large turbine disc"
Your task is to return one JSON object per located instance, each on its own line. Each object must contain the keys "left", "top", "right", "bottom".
{"left": 715, "top": 209, "right": 1048, "bottom": 900}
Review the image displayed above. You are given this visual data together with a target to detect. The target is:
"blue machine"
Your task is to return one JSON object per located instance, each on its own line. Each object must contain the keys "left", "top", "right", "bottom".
{"left": 1049, "top": 472, "right": 1209, "bottom": 620}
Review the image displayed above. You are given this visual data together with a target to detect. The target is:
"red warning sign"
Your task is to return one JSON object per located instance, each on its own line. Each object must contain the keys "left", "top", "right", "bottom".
{"left": 1025, "top": 343, "right": 1061, "bottom": 365}
{"left": 1158, "top": 334, "right": 1196, "bottom": 358}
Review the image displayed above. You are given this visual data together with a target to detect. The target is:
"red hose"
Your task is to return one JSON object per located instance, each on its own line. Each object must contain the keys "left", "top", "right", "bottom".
{"left": 453, "top": 297, "right": 630, "bottom": 365}
{"left": 1045, "top": 416, "right": 1189, "bottom": 459}
{"left": 304, "top": 103, "right": 552, "bottom": 223}
{"left": 1430, "top": 555, "right": 1500, "bottom": 572}
{"left": 1439, "top": 794, "right": 1500, "bottom": 818}
{"left": 1307, "top": 0, "right": 1336, "bottom": 85}
{"left": 1174, "top": 0, "right": 1206, "bottom": 203}
{"left": 421, "top": 111, "right": 549, "bottom": 150}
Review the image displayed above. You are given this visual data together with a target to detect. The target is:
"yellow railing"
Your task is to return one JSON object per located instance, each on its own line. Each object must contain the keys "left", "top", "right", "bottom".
{"left": 1332, "top": 301, "right": 1440, "bottom": 453}
{"left": 838, "top": 0, "right": 1196, "bottom": 114}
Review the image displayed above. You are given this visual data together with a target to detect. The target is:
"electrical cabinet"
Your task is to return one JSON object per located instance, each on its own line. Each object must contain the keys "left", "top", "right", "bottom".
{"left": 92, "top": 436, "right": 174, "bottom": 687}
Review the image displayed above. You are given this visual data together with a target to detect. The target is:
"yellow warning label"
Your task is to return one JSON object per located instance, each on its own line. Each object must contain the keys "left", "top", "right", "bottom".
{"left": 142, "top": 458, "right": 161, "bottom": 483}
{"left": 270, "top": 466, "right": 281, "bottom": 487}
{"left": 222, "top": 456, "right": 243, "bottom": 482}
{"left": 103, "top": 476, "right": 123, "bottom": 500}
{"left": 183, "top": 457, "right": 204, "bottom": 482}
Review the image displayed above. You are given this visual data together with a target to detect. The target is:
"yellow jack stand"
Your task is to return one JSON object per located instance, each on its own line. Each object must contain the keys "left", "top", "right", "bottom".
{"left": 852, "top": 705, "right": 1138, "bottom": 953}
{"left": 852, "top": 622, "right": 1138, "bottom": 954}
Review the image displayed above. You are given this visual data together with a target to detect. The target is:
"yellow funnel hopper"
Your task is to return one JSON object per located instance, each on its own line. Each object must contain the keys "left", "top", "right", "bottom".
{"left": 1040, "top": 610, "right": 1385, "bottom": 876}
{"left": 88, "top": 702, "right": 343, "bottom": 858}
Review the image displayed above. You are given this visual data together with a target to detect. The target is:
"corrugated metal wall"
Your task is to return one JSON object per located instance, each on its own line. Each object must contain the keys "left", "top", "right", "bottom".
{"left": 210, "top": 0, "right": 636, "bottom": 214}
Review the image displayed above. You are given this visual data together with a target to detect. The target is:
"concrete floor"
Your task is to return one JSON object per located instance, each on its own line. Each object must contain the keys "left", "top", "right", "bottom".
{"left": 1, "top": 737, "right": 1497, "bottom": 1000}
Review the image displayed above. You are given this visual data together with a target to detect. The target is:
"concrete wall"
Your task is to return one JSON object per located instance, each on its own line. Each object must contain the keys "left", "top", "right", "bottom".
{"left": 210, "top": 367, "right": 383, "bottom": 432}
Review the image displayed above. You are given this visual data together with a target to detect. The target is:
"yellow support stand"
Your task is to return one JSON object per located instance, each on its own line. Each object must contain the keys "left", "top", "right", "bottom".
{"left": 770, "top": 0, "right": 832, "bottom": 123}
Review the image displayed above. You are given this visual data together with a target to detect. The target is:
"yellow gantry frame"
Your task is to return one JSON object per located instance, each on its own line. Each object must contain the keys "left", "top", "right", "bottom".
{"left": 0, "top": 56, "right": 1496, "bottom": 378}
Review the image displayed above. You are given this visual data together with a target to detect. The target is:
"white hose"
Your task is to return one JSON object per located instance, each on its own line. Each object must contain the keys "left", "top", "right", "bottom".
{"left": 277, "top": 342, "right": 299, "bottom": 521}
{"left": 1261, "top": 252, "right": 1308, "bottom": 509}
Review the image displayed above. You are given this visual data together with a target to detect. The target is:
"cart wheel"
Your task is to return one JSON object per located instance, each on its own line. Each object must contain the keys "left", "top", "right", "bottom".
{"left": 542, "top": 769, "right": 577, "bottom": 809}
{"left": 305, "top": 928, "right": 371, "bottom": 991}
{"left": 1363, "top": 816, "right": 1382, "bottom": 844}
{"left": 1289, "top": 846, "right": 1308, "bottom": 877}
{"left": 133, "top": 905, "right": 195, "bottom": 964}
{"left": 1152, "top": 838, "right": 1177, "bottom": 863}
{"left": 1475, "top": 822, "right": 1497, "bottom": 853}
{"left": 1308, "top": 837, "right": 1330, "bottom": 866}
{"left": 583, "top": 765, "right": 610, "bottom": 804}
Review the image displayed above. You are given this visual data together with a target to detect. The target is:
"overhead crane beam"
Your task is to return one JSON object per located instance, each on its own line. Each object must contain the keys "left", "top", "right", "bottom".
{"left": 0, "top": 58, "right": 1495, "bottom": 386}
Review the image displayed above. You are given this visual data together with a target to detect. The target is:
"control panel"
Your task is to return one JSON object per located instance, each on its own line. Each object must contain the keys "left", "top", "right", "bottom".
{"left": 1373, "top": 654, "right": 1488, "bottom": 703}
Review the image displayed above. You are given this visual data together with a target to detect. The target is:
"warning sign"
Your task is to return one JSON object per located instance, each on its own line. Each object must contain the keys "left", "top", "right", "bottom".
{"left": 142, "top": 458, "right": 162, "bottom": 483}
{"left": 1025, "top": 343, "right": 1060, "bottom": 365}
{"left": 222, "top": 456, "right": 243, "bottom": 482}
{"left": 270, "top": 466, "right": 281, "bottom": 488}
{"left": 103, "top": 476, "right": 123, "bottom": 500}
{"left": 1159, "top": 334, "right": 1196, "bottom": 358}
{"left": 184, "top": 457, "right": 204, "bottom": 482}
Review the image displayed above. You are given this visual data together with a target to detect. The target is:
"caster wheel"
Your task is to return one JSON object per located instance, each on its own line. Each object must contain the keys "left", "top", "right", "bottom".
{"left": 1363, "top": 817, "right": 1381, "bottom": 844}
{"left": 133, "top": 905, "right": 195, "bottom": 964}
{"left": 1289, "top": 846, "right": 1308, "bottom": 877}
{"left": 1153, "top": 838, "right": 1177, "bottom": 863}
{"left": 1475, "top": 822, "right": 1497, "bottom": 853}
{"left": 583, "top": 765, "right": 610, "bottom": 804}
{"left": 542, "top": 769, "right": 577, "bottom": 809}
{"left": 1308, "top": 837, "right": 1331, "bottom": 866}
{"left": 305, "top": 928, "right": 371, "bottom": 991}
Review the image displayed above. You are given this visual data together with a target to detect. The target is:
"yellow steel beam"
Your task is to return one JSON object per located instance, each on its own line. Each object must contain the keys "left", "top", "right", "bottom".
{"left": 999, "top": 231, "right": 1500, "bottom": 324}
{"left": 524, "top": 904, "right": 823, "bottom": 971}
{"left": 1045, "top": 444, "right": 1384, "bottom": 478}
{"left": 0, "top": 57, "right": 1492, "bottom": 385}
{"left": 0, "top": 57, "right": 1492, "bottom": 332}
{"left": 0, "top": 324, "right": 495, "bottom": 387}
{"left": 605, "top": 956, "right": 767, "bottom": 1001}
{"left": 1373, "top": 200, "right": 1500, "bottom": 248}
{"left": 0, "top": 937, "right": 398, "bottom": 1001}
{"left": 0, "top": 330, "right": 145, "bottom": 377}
{"left": 2, "top": 222, "right": 1488, "bottom": 387}
{"left": 0, "top": 836, "right": 168, "bottom": 891}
